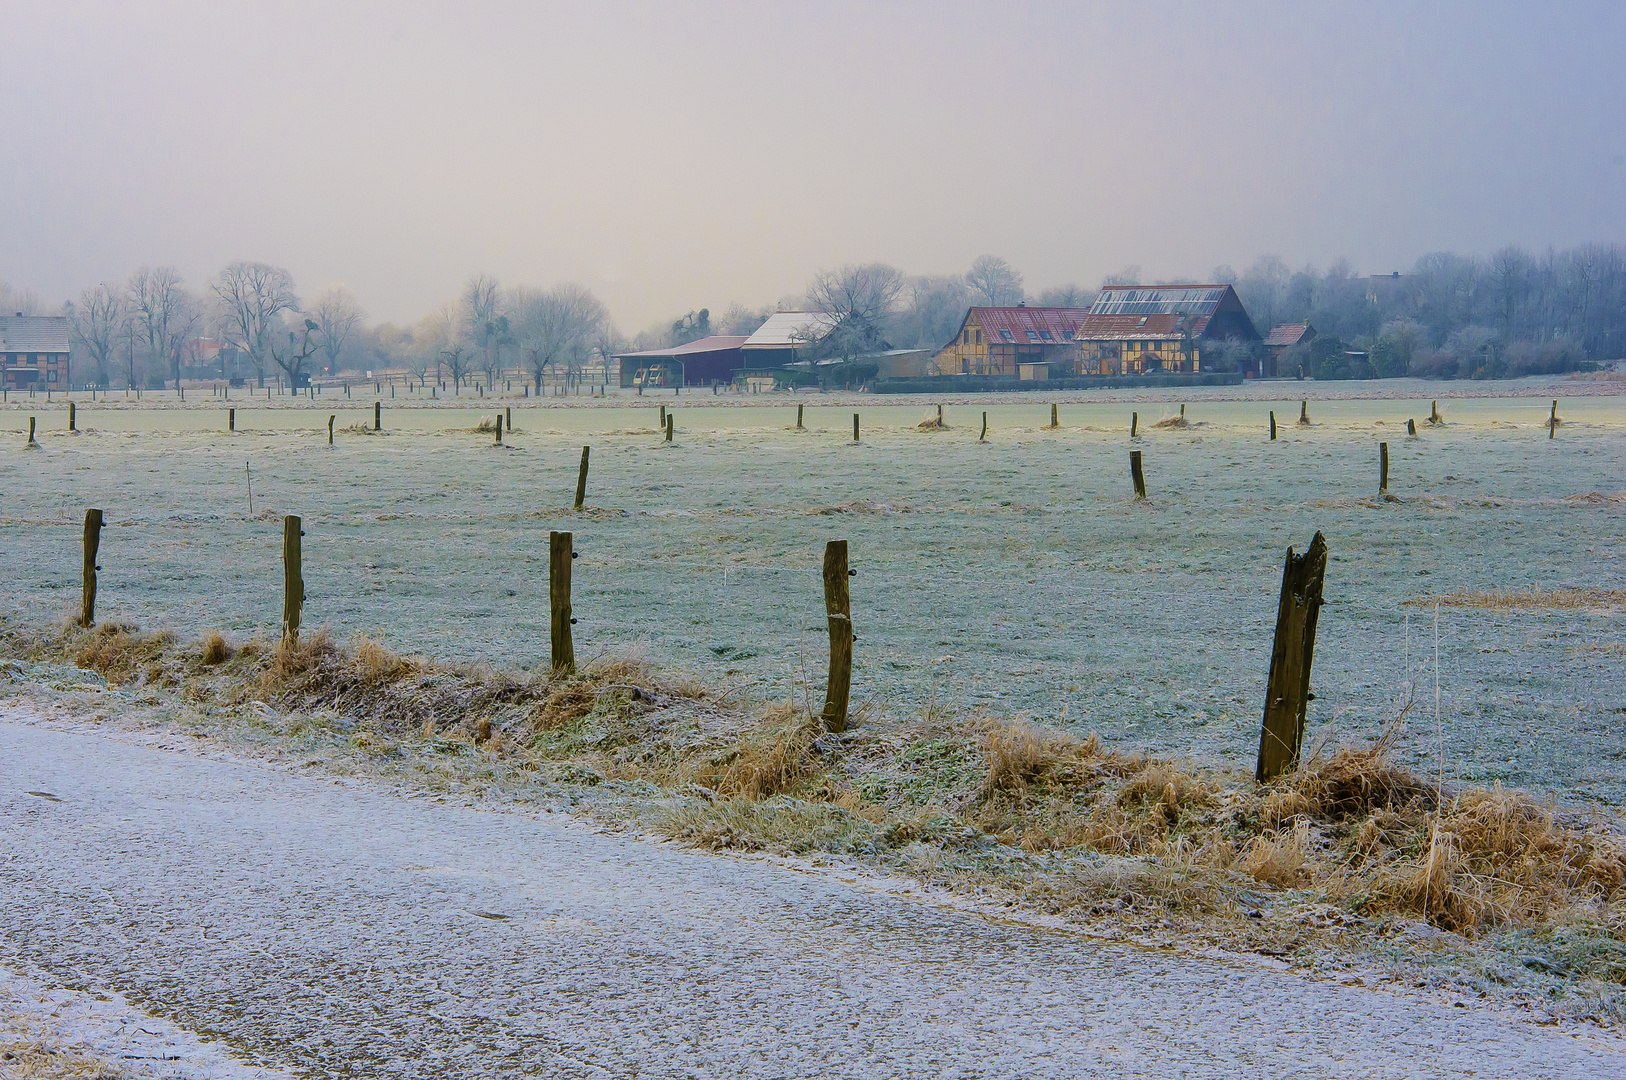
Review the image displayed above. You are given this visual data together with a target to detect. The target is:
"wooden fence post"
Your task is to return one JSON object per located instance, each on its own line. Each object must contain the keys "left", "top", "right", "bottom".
{"left": 1129, "top": 449, "right": 1146, "bottom": 498}
{"left": 665, "top": 414, "right": 674, "bottom": 442}
{"left": 1050, "top": 403, "right": 1058, "bottom": 428}
{"left": 495, "top": 415, "right": 503, "bottom": 445}
{"left": 79, "top": 509, "right": 103, "bottom": 627}
{"left": 1131, "top": 411, "right": 1138, "bottom": 437}
{"left": 229, "top": 407, "right": 235, "bottom": 431}
{"left": 27, "top": 417, "right": 36, "bottom": 444}
{"left": 853, "top": 413, "right": 860, "bottom": 442}
{"left": 1379, "top": 442, "right": 1389, "bottom": 494}
{"left": 574, "top": 446, "right": 590, "bottom": 510}
{"left": 1299, "top": 400, "right": 1308, "bottom": 425}
{"left": 506, "top": 406, "right": 511, "bottom": 432}
{"left": 1269, "top": 411, "right": 1277, "bottom": 440}
{"left": 550, "top": 530, "right": 575, "bottom": 674}
{"left": 282, "top": 515, "right": 304, "bottom": 648}
{"left": 1407, "top": 418, "right": 1416, "bottom": 436}
{"left": 820, "top": 539, "right": 852, "bottom": 733}
{"left": 796, "top": 403, "right": 804, "bottom": 430}
{"left": 1549, "top": 400, "right": 1557, "bottom": 438}
{"left": 68, "top": 401, "right": 76, "bottom": 431}
{"left": 1255, "top": 532, "right": 1328, "bottom": 782}
{"left": 328, "top": 415, "right": 335, "bottom": 445}
{"left": 374, "top": 401, "right": 381, "bottom": 431}
{"left": 1430, "top": 400, "right": 1440, "bottom": 424}
{"left": 980, "top": 411, "right": 988, "bottom": 442}
{"left": 659, "top": 404, "right": 666, "bottom": 427}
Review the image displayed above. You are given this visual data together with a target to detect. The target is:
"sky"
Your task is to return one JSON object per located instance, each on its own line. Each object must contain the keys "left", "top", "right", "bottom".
{"left": 2, "top": 0, "right": 1623, "bottom": 330}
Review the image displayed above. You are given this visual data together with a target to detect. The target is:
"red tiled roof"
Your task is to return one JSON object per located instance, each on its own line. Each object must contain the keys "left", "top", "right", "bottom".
{"left": 1264, "top": 323, "right": 1313, "bottom": 347}
{"left": 969, "top": 306, "right": 1089, "bottom": 344}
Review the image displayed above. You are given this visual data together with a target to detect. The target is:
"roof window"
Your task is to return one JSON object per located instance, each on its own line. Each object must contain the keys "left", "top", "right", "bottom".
{"left": 1000, "top": 330, "right": 1015, "bottom": 342}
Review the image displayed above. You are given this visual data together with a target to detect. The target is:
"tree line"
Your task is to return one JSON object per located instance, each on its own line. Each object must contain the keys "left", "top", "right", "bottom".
{"left": 4, "top": 241, "right": 1620, "bottom": 389}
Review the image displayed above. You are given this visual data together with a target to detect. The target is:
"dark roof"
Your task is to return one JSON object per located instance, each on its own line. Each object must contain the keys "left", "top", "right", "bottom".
{"left": 612, "top": 335, "right": 747, "bottom": 360}
{"left": 0, "top": 315, "right": 69, "bottom": 353}
{"left": 1078, "top": 284, "right": 1258, "bottom": 343}
{"left": 1264, "top": 323, "right": 1315, "bottom": 347}
{"left": 1087, "top": 285, "right": 1231, "bottom": 317}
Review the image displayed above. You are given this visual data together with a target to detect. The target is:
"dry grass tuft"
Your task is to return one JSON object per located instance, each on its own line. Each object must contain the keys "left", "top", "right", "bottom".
{"left": 270, "top": 628, "right": 340, "bottom": 679}
{"left": 917, "top": 414, "right": 948, "bottom": 430}
{"left": 1242, "top": 820, "right": 1313, "bottom": 887}
{"left": 0, "top": 1007, "right": 127, "bottom": 1079}
{"left": 72, "top": 624, "right": 176, "bottom": 686}
{"left": 979, "top": 719, "right": 1100, "bottom": 795}
{"left": 1407, "top": 586, "right": 1626, "bottom": 611}
{"left": 1151, "top": 414, "right": 1189, "bottom": 429}
{"left": 198, "top": 631, "right": 233, "bottom": 665}
{"left": 692, "top": 703, "right": 825, "bottom": 798}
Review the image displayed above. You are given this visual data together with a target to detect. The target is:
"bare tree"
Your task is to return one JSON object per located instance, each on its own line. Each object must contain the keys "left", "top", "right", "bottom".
{"left": 1099, "top": 265, "right": 1143, "bottom": 287}
{"left": 271, "top": 317, "right": 323, "bottom": 388}
{"left": 69, "top": 282, "right": 124, "bottom": 388}
{"left": 805, "top": 263, "right": 904, "bottom": 361}
{"left": 895, "top": 275, "right": 972, "bottom": 349}
{"left": 309, "top": 286, "right": 366, "bottom": 375}
{"left": 1036, "top": 283, "right": 1091, "bottom": 308}
{"left": 0, "top": 281, "right": 44, "bottom": 315}
{"left": 965, "top": 255, "right": 1024, "bottom": 306}
{"left": 127, "top": 266, "right": 200, "bottom": 390}
{"left": 461, "top": 274, "right": 503, "bottom": 384}
{"left": 212, "top": 262, "right": 299, "bottom": 388}
{"left": 510, "top": 284, "right": 608, "bottom": 392}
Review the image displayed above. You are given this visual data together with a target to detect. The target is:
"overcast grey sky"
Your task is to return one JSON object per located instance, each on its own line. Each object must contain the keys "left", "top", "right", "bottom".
{"left": 2, "top": 0, "right": 1623, "bottom": 328}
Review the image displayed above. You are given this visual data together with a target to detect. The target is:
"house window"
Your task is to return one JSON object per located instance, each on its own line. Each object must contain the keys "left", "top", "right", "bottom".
{"left": 1038, "top": 330, "right": 1054, "bottom": 341}
{"left": 1000, "top": 330, "right": 1015, "bottom": 342}
{"left": 975, "top": 330, "right": 981, "bottom": 346}
{"left": 47, "top": 370, "right": 58, "bottom": 382}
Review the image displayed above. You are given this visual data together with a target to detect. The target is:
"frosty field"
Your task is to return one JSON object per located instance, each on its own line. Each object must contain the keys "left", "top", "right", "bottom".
{"left": 3, "top": 382, "right": 1623, "bottom": 803}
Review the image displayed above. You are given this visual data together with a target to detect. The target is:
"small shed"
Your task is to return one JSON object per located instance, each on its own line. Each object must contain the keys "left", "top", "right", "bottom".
{"left": 0, "top": 314, "right": 70, "bottom": 390}
{"left": 1263, "top": 322, "right": 1317, "bottom": 378}
{"left": 613, "top": 335, "right": 748, "bottom": 388}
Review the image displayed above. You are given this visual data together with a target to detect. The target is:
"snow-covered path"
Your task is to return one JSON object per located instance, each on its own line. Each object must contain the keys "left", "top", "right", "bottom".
{"left": 1, "top": 716, "right": 1621, "bottom": 1079}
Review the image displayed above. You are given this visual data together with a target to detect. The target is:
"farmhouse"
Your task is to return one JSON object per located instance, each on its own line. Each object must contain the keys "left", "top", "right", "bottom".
{"left": 0, "top": 314, "right": 70, "bottom": 391}
{"left": 932, "top": 305, "right": 1089, "bottom": 377}
{"left": 1262, "top": 322, "right": 1317, "bottom": 377}
{"left": 613, "top": 335, "right": 747, "bottom": 388}
{"left": 1074, "top": 285, "right": 1259, "bottom": 375}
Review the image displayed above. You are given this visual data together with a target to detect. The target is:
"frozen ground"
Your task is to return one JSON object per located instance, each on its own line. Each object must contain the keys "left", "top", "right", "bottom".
{"left": 2, "top": 381, "right": 1623, "bottom": 803}
{"left": 3, "top": 709, "right": 1623, "bottom": 1079}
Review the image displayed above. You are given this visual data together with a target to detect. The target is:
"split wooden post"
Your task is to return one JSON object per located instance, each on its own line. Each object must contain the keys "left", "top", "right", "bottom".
{"left": 1407, "top": 418, "right": 1417, "bottom": 436}
{"left": 1050, "top": 403, "right": 1058, "bottom": 428}
{"left": 853, "top": 413, "right": 860, "bottom": 442}
{"left": 1131, "top": 411, "right": 1138, "bottom": 437}
{"left": 79, "top": 509, "right": 103, "bottom": 627}
{"left": 665, "top": 414, "right": 674, "bottom": 442}
{"left": 27, "top": 417, "right": 36, "bottom": 444}
{"left": 820, "top": 539, "right": 852, "bottom": 733}
{"left": 1269, "top": 411, "right": 1277, "bottom": 440}
{"left": 574, "top": 446, "right": 590, "bottom": 510}
{"left": 549, "top": 530, "right": 575, "bottom": 674}
{"left": 1299, "top": 400, "right": 1308, "bottom": 424}
{"left": 328, "top": 415, "right": 335, "bottom": 445}
{"left": 1129, "top": 449, "right": 1146, "bottom": 498}
{"left": 1379, "top": 442, "right": 1389, "bottom": 494}
{"left": 937, "top": 403, "right": 945, "bottom": 426}
{"left": 796, "top": 403, "right": 804, "bottom": 430}
{"left": 1254, "top": 531, "right": 1328, "bottom": 783}
{"left": 980, "top": 411, "right": 988, "bottom": 442}
{"left": 1180, "top": 403, "right": 1186, "bottom": 418}
{"left": 229, "top": 408, "right": 235, "bottom": 431}
{"left": 374, "top": 401, "right": 381, "bottom": 431}
{"left": 1549, "top": 400, "right": 1558, "bottom": 438}
{"left": 659, "top": 404, "right": 666, "bottom": 427}
{"left": 68, "top": 401, "right": 76, "bottom": 431}
{"left": 282, "top": 515, "right": 304, "bottom": 648}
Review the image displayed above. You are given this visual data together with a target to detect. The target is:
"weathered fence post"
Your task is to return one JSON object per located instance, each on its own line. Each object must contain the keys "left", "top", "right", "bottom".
{"left": 820, "top": 539, "right": 852, "bottom": 733}
{"left": 1050, "top": 403, "right": 1059, "bottom": 428}
{"left": 282, "top": 515, "right": 304, "bottom": 648}
{"left": 27, "top": 417, "right": 36, "bottom": 445}
{"left": 980, "top": 411, "right": 988, "bottom": 442}
{"left": 1255, "top": 531, "right": 1328, "bottom": 782}
{"left": 79, "top": 509, "right": 103, "bottom": 627}
{"left": 506, "top": 406, "right": 511, "bottom": 432}
{"left": 328, "top": 415, "right": 335, "bottom": 445}
{"left": 68, "top": 401, "right": 76, "bottom": 431}
{"left": 1379, "top": 442, "right": 1389, "bottom": 494}
{"left": 796, "top": 403, "right": 804, "bottom": 430}
{"left": 853, "top": 413, "right": 860, "bottom": 442}
{"left": 1129, "top": 449, "right": 1146, "bottom": 498}
{"left": 1430, "top": 400, "right": 1440, "bottom": 424}
{"left": 1131, "top": 411, "right": 1138, "bottom": 437}
{"left": 659, "top": 404, "right": 666, "bottom": 427}
{"left": 549, "top": 530, "right": 575, "bottom": 674}
{"left": 665, "top": 414, "right": 674, "bottom": 442}
{"left": 1299, "top": 400, "right": 1308, "bottom": 425}
{"left": 229, "top": 407, "right": 235, "bottom": 431}
{"left": 1407, "top": 418, "right": 1417, "bottom": 436}
{"left": 1549, "top": 400, "right": 1558, "bottom": 438}
{"left": 374, "top": 401, "right": 382, "bottom": 431}
{"left": 574, "top": 446, "right": 590, "bottom": 510}
{"left": 1269, "top": 411, "right": 1277, "bottom": 440}
{"left": 1180, "top": 403, "right": 1186, "bottom": 418}
{"left": 495, "top": 415, "right": 503, "bottom": 445}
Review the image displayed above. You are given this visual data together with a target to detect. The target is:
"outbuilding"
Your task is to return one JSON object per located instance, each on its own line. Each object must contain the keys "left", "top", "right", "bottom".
{"left": 1, "top": 314, "right": 70, "bottom": 391}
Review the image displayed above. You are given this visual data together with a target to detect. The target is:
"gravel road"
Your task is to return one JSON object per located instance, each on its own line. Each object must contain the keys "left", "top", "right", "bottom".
{"left": 2, "top": 712, "right": 1621, "bottom": 1079}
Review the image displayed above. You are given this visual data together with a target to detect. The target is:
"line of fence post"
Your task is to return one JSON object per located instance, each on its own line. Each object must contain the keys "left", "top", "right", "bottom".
{"left": 1379, "top": 442, "right": 1389, "bottom": 494}
{"left": 1269, "top": 411, "right": 1277, "bottom": 440}
{"left": 1129, "top": 450, "right": 1146, "bottom": 498}
{"left": 1255, "top": 532, "right": 1328, "bottom": 782}
{"left": 374, "top": 401, "right": 382, "bottom": 431}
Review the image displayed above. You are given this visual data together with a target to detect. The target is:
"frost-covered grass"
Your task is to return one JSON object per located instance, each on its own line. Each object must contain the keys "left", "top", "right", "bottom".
{"left": 6, "top": 618, "right": 1626, "bottom": 1023}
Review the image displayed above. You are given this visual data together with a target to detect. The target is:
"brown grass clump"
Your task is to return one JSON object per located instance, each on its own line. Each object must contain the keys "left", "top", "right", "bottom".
{"left": 1407, "top": 586, "right": 1626, "bottom": 611}
{"left": 1151, "top": 414, "right": 1189, "bottom": 429}
{"left": 269, "top": 628, "right": 340, "bottom": 679}
{"left": 72, "top": 624, "right": 177, "bottom": 686}
{"left": 0, "top": 1007, "right": 127, "bottom": 1079}
{"left": 691, "top": 703, "right": 824, "bottom": 798}
{"left": 198, "top": 631, "right": 233, "bottom": 665}
{"left": 1242, "top": 820, "right": 1313, "bottom": 887}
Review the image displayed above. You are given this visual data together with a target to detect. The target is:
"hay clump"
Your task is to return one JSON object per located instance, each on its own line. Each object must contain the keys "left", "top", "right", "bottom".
{"left": 72, "top": 623, "right": 176, "bottom": 686}
{"left": 198, "top": 631, "right": 233, "bottom": 665}
{"left": 1151, "top": 414, "right": 1189, "bottom": 429}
